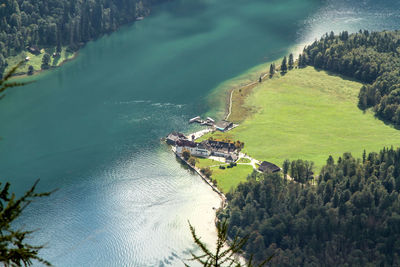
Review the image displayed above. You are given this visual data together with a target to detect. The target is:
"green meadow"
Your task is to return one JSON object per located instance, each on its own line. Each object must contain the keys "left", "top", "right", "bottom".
{"left": 5, "top": 47, "right": 75, "bottom": 75}
{"left": 196, "top": 158, "right": 254, "bottom": 193}
{"left": 205, "top": 66, "right": 400, "bottom": 172}
{"left": 210, "top": 165, "right": 254, "bottom": 193}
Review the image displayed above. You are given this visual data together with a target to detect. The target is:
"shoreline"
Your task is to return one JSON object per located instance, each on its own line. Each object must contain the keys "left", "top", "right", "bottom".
{"left": 6, "top": 11, "right": 154, "bottom": 81}
{"left": 9, "top": 51, "right": 79, "bottom": 80}
{"left": 174, "top": 44, "right": 310, "bottom": 215}
{"left": 222, "top": 43, "right": 309, "bottom": 122}
{"left": 169, "top": 128, "right": 227, "bottom": 207}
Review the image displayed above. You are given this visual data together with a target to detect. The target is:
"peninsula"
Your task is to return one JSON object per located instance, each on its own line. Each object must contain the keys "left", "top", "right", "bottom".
{"left": 167, "top": 35, "right": 400, "bottom": 194}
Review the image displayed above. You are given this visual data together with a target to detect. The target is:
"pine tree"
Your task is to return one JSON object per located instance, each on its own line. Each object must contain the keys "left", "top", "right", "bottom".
{"left": 298, "top": 54, "right": 302, "bottom": 68}
{"left": 269, "top": 63, "right": 275, "bottom": 77}
{"left": 28, "top": 65, "right": 34, "bottom": 75}
{"left": 362, "top": 149, "right": 366, "bottom": 164}
{"left": 281, "top": 56, "right": 288, "bottom": 73}
{"left": 41, "top": 54, "right": 51, "bottom": 70}
{"left": 282, "top": 159, "right": 290, "bottom": 178}
{"left": 288, "top": 53, "right": 294, "bottom": 70}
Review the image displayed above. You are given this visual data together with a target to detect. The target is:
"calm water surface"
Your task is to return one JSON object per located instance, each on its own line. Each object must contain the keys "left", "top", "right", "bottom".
{"left": 0, "top": 0, "right": 399, "bottom": 266}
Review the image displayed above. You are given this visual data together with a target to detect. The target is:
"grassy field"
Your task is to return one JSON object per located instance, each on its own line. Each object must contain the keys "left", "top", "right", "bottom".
{"left": 196, "top": 158, "right": 253, "bottom": 192}
{"left": 195, "top": 158, "right": 223, "bottom": 169}
{"left": 5, "top": 47, "right": 75, "bottom": 75}
{"left": 210, "top": 164, "right": 254, "bottom": 193}
{"left": 237, "top": 158, "right": 251, "bottom": 163}
{"left": 204, "top": 66, "right": 400, "bottom": 172}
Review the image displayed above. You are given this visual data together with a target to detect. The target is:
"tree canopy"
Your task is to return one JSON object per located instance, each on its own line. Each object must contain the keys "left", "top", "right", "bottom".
{"left": 219, "top": 147, "right": 400, "bottom": 266}
{"left": 0, "top": 0, "right": 166, "bottom": 77}
{"left": 302, "top": 30, "right": 400, "bottom": 126}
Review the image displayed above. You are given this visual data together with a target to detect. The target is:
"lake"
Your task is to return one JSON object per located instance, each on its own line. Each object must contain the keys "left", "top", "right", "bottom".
{"left": 1, "top": 0, "right": 399, "bottom": 266}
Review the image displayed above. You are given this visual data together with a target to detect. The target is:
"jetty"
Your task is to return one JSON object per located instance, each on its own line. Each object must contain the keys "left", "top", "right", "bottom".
{"left": 189, "top": 116, "right": 216, "bottom": 126}
{"left": 189, "top": 116, "right": 201, "bottom": 123}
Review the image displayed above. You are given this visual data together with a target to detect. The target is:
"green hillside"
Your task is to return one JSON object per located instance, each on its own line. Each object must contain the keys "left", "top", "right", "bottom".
{"left": 205, "top": 66, "right": 400, "bottom": 171}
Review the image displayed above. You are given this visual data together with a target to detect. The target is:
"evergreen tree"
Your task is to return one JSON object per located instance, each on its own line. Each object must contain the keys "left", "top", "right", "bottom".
{"left": 41, "top": 54, "right": 51, "bottom": 70}
{"left": 269, "top": 63, "right": 275, "bottom": 77}
{"left": 298, "top": 54, "right": 303, "bottom": 68}
{"left": 27, "top": 65, "right": 34, "bottom": 75}
{"left": 302, "top": 30, "right": 400, "bottom": 126}
{"left": 220, "top": 147, "right": 400, "bottom": 266}
{"left": 362, "top": 149, "right": 366, "bottom": 163}
{"left": 288, "top": 53, "right": 294, "bottom": 70}
{"left": 281, "top": 56, "right": 287, "bottom": 73}
{"left": 282, "top": 159, "right": 290, "bottom": 178}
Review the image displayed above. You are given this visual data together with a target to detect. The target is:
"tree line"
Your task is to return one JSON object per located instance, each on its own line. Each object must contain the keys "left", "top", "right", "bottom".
{"left": 0, "top": 0, "right": 166, "bottom": 77}
{"left": 301, "top": 30, "right": 400, "bottom": 126}
{"left": 218, "top": 147, "right": 400, "bottom": 266}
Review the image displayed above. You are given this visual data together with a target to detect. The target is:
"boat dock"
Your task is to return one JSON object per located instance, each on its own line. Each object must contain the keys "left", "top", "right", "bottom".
{"left": 189, "top": 116, "right": 215, "bottom": 126}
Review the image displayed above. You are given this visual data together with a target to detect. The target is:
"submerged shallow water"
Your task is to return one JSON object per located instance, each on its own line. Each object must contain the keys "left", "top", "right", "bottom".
{"left": 1, "top": 0, "right": 400, "bottom": 266}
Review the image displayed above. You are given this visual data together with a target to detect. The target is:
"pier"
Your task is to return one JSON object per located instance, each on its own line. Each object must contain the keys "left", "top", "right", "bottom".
{"left": 189, "top": 116, "right": 216, "bottom": 126}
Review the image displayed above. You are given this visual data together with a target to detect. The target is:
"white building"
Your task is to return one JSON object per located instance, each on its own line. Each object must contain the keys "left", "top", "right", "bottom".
{"left": 175, "top": 140, "right": 211, "bottom": 158}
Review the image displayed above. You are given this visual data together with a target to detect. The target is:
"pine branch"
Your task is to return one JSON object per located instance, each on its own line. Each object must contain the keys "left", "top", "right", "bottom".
{"left": 188, "top": 221, "right": 214, "bottom": 259}
{"left": 0, "top": 61, "right": 33, "bottom": 99}
{"left": 185, "top": 219, "right": 273, "bottom": 267}
{"left": 0, "top": 180, "right": 53, "bottom": 266}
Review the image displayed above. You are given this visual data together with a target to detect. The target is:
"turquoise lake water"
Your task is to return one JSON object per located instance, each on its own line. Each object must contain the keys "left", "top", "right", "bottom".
{"left": 1, "top": 0, "right": 400, "bottom": 266}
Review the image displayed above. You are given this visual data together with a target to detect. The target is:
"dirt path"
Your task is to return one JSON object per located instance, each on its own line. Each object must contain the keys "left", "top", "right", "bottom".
{"left": 225, "top": 81, "right": 258, "bottom": 121}
{"left": 225, "top": 89, "right": 234, "bottom": 120}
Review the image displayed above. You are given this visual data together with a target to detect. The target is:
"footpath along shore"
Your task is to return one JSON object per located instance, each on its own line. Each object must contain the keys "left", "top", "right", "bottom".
{"left": 171, "top": 127, "right": 227, "bottom": 207}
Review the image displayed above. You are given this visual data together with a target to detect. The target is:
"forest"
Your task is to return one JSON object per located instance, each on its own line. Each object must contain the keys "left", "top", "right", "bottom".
{"left": 300, "top": 30, "right": 400, "bottom": 126}
{"left": 0, "top": 0, "right": 165, "bottom": 77}
{"left": 218, "top": 147, "right": 400, "bottom": 266}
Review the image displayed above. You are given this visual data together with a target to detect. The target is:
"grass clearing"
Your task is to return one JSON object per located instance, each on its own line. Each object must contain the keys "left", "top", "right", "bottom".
{"left": 196, "top": 158, "right": 224, "bottom": 169}
{"left": 5, "top": 47, "right": 75, "bottom": 75}
{"left": 205, "top": 66, "right": 400, "bottom": 172}
{"left": 210, "top": 164, "right": 254, "bottom": 193}
{"left": 195, "top": 157, "right": 253, "bottom": 193}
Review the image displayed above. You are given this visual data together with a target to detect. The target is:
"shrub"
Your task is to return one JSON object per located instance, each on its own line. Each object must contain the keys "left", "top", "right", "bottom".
{"left": 200, "top": 167, "right": 213, "bottom": 178}
{"left": 188, "top": 156, "right": 196, "bottom": 166}
{"left": 182, "top": 149, "right": 191, "bottom": 160}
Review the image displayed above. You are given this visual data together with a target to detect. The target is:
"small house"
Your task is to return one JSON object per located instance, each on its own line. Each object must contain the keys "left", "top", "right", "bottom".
{"left": 215, "top": 120, "right": 233, "bottom": 132}
{"left": 28, "top": 46, "right": 40, "bottom": 55}
{"left": 226, "top": 154, "right": 238, "bottom": 163}
{"left": 258, "top": 161, "right": 281, "bottom": 173}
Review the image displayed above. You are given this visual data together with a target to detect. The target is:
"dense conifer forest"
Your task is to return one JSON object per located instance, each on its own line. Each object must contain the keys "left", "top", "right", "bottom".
{"left": 218, "top": 147, "right": 400, "bottom": 266}
{"left": 300, "top": 30, "right": 400, "bottom": 126}
{"left": 0, "top": 0, "right": 165, "bottom": 77}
